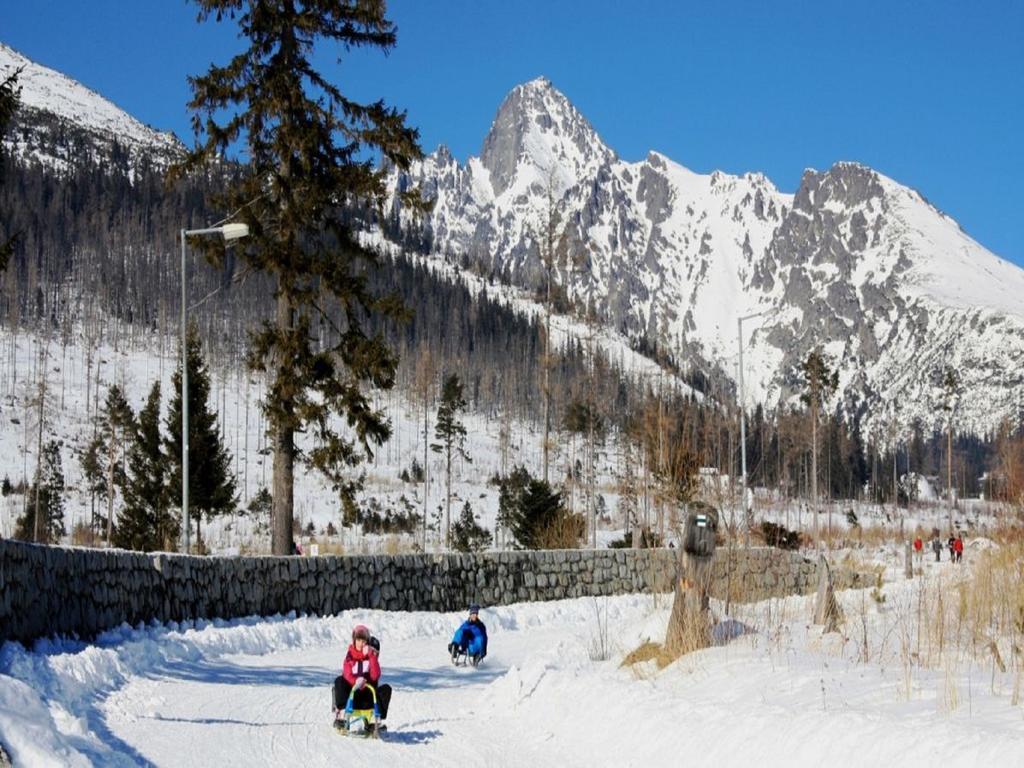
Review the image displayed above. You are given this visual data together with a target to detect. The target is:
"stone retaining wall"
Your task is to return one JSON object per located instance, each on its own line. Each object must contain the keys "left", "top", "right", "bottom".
{"left": 0, "top": 539, "right": 866, "bottom": 645}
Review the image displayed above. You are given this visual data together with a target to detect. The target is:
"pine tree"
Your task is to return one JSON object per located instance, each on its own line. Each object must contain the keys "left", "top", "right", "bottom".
{"left": 0, "top": 67, "right": 20, "bottom": 272}
{"left": 178, "top": 0, "right": 423, "bottom": 555}
{"left": 497, "top": 466, "right": 581, "bottom": 550}
{"left": 563, "top": 396, "right": 604, "bottom": 546}
{"left": 432, "top": 373, "right": 470, "bottom": 549}
{"left": 496, "top": 465, "right": 532, "bottom": 537}
{"left": 165, "top": 327, "right": 236, "bottom": 553}
{"left": 450, "top": 501, "right": 492, "bottom": 553}
{"left": 96, "top": 385, "right": 135, "bottom": 543}
{"left": 114, "top": 383, "right": 177, "bottom": 551}
{"left": 800, "top": 349, "right": 839, "bottom": 544}
{"left": 618, "top": 439, "right": 640, "bottom": 543}
{"left": 15, "top": 440, "right": 65, "bottom": 543}
{"left": 79, "top": 437, "right": 107, "bottom": 531}
{"left": 246, "top": 486, "right": 273, "bottom": 536}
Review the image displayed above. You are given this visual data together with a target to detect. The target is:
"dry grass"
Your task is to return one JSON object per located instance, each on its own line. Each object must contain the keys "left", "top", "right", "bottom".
{"left": 620, "top": 640, "right": 676, "bottom": 670}
{"left": 827, "top": 536, "right": 1024, "bottom": 712}
{"left": 536, "top": 513, "right": 586, "bottom": 549}
{"left": 956, "top": 540, "right": 1024, "bottom": 662}
{"left": 309, "top": 537, "right": 347, "bottom": 555}
{"left": 70, "top": 522, "right": 101, "bottom": 548}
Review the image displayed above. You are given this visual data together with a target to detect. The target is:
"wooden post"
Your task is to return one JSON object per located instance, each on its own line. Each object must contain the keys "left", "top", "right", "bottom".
{"left": 904, "top": 541, "right": 913, "bottom": 579}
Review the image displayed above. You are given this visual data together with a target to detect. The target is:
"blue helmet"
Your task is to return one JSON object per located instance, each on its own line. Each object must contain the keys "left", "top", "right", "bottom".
{"left": 468, "top": 603, "right": 481, "bottom": 615}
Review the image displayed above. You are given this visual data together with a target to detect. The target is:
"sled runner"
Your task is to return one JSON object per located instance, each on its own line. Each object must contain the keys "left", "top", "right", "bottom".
{"left": 333, "top": 683, "right": 385, "bottom": 739}
{"left": 448, "top": 643, "right": 484, "bottom": 667}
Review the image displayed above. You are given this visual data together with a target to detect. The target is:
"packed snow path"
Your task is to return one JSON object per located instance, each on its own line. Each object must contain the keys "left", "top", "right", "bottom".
{"left": 2, "top": 585, "right": 1023, "bottom": 766}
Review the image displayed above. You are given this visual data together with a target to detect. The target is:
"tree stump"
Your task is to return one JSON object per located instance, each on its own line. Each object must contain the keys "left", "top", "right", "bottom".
{"left": 813, "top": 555, "right": 843, "bottom": 633}
{"left": 665, "top": 549, "right": 714, "bottom": 656}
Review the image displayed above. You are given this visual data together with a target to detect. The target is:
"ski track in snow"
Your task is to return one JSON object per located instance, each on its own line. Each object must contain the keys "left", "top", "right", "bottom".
{"left": 2, "top": 577, "right": 1023, "bottom": 768}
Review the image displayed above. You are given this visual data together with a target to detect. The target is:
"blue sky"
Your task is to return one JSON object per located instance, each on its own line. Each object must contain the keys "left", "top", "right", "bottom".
{"left": 4, "top": 1, "right": 1022, "bottom": 265}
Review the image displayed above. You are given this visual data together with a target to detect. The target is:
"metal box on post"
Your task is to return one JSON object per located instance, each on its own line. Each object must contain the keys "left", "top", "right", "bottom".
{"left": 682, "top": 506, "right": 718, "bottom": 557}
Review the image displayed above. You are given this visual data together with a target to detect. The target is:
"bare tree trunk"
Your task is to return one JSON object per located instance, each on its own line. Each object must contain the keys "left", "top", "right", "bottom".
{"left": 811, "top": 403, "right": 818, "bottom": 545}
{"left": 272, "top": 422, "right": 295, "bottom": 555}
{"left": 444, "top": 445, "right": 452, "bottom": 550}
{"left": 106, "top": 425, "right": 116, "bottom": 546}
{"left": 32, "top": 352, "right": 47, "bottom": 542}
{"left": 947, "top": 425, "right": 954, "bottom": 532}
{"left": 243, "top": 373, "right": 250, "bottom": 504}
{"left": 542, "top": 284, "right": 551, "bottom": 484}
{"left": 423, "top": 399, "right": 429, "bottom": 548}
{"left": 414, "top": 349, "right": 434, "bottom": 550}
{"left": 271, "top": 293, "right": 295, "bottom": 556}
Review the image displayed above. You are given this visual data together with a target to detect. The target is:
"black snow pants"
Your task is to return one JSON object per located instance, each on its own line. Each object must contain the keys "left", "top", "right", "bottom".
{"left": 333, "top": 676, "right": 391, "bottom": 719}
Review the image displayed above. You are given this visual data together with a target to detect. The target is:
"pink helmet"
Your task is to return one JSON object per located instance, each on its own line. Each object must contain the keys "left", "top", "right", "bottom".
{"left": 352, "top": 624, "right": 370, "bottom": 641}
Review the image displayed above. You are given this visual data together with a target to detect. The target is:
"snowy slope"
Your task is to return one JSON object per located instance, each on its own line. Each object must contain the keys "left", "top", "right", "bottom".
{"left": 383, "top": 79, "right": 1024, "bottom": 435}
{"left": 0, "top": 43, "right": 181, "bottom": 171}
{"left": 2, "top": 558, "right": 1022, "bottom": 767}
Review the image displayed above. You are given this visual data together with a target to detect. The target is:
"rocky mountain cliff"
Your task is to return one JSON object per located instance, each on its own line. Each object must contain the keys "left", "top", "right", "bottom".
{"left": 383, "top": 77, "right": 1024, "bottom": 435}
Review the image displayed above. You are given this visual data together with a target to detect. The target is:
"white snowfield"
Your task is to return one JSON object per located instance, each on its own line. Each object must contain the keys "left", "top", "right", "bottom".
{"left": 2, "top": 560, "right": 1022, "bottom": 767}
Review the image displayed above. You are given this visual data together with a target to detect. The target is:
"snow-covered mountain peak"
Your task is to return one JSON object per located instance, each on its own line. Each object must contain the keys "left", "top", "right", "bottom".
{"left": 0, "top": 43, "right": 181, "bottom": 170}
{"left": 480, "top": 77, "right": 615, "bottom": 198}
{"left": 383, "top": 79, "right": 1024, "bottom": 434}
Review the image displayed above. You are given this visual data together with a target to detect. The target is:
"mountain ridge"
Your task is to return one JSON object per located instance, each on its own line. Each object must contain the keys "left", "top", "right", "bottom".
{"left": 383, "top": 76, "right": 1024, "bottom": 434}
{"left": 3, "top": 46, "right": 1021, "bottom": 436}
{"left": 0, "top": 43, "right": 182, "bottom": 171}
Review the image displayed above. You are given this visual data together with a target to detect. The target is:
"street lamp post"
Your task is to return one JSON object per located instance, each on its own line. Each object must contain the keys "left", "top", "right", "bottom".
{"left": 738, "top": 311, "right": 768, "bottom": 547}
{"left": 180, "top": 223, "right": 248, "bottom": 554}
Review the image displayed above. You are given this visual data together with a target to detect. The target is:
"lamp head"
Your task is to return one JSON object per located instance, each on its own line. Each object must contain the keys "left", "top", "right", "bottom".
{"left": 219, "top": 223, "right": 249, "bottom": 241}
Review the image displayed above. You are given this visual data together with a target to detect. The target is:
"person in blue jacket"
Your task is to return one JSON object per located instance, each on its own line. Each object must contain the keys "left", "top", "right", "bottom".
{"left": 448, "top": 604, "right": 488, "bottom": 665}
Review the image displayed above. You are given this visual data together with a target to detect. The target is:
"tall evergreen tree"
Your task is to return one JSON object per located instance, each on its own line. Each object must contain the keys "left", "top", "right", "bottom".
{"left": 179, "top": 0, "right": 423, "bottom": 555}
{"left": 800, "top": 349, "right": 838, "bottom": 543}
{"left": 511, "top": 475, "right": 579, "bottom": 550}
{"left": 79, "top": 437, "right": 108, "bottom": 534}
{"left": 432, "top": 373, "right": 470, "bottom": 549}
{"left": 165, "top": 327, "right": 236, "bottom": 552}
{"left": 115, "top": 383, "right": 177, "bottom": 551}
{"left": 15, "top": 440, "right": 65, "bottom": 543}
{"left": 450, "top": 500, "right": 492, "bottom": 553}
{"left": 95, "top": 385, "right": 135, "bottom": 543}
{"left": 0, "top": 67, "right": 20, "bottom": 272}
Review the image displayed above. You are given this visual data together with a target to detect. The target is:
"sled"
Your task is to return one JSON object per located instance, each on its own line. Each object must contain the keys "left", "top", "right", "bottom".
{"left": 333, "top": 683, "right": 384, "bottom": 739}
{"left": 449, "top": 644, "right": 483, "bottom": 668}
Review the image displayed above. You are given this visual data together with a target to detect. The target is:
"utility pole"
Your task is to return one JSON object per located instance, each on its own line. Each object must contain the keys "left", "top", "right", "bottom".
{"left": 738, "top": 311, "right": 767, "bottom": 547}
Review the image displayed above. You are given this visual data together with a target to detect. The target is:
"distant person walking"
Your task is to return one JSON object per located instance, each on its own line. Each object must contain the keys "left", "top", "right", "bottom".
{"left": 954, "top": 534, "right": 964, "bottom": 564}
{"left": 947, "top": 534, "right": 956, "bottom": 562}
{"left": 931, "top": 536, "right": 942, "bottom": 562}
{"left": 913, "top": 536, "right": 923, "bottom": 563}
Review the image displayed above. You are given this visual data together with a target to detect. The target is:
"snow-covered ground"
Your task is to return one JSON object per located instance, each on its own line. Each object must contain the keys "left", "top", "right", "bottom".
{"left": 2, "top": 545, "right": 1022, "bottom": 767}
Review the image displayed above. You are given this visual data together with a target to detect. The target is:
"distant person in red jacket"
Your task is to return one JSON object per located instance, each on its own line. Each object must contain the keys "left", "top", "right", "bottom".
{"left": 333, "top": 624, "right": 391, "bottom": 734}
{"left": 913, "top": 536, "right": 923, "bottom": 562}
{"left": 954, "top": 534, "right": 964, "bottom": 564}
